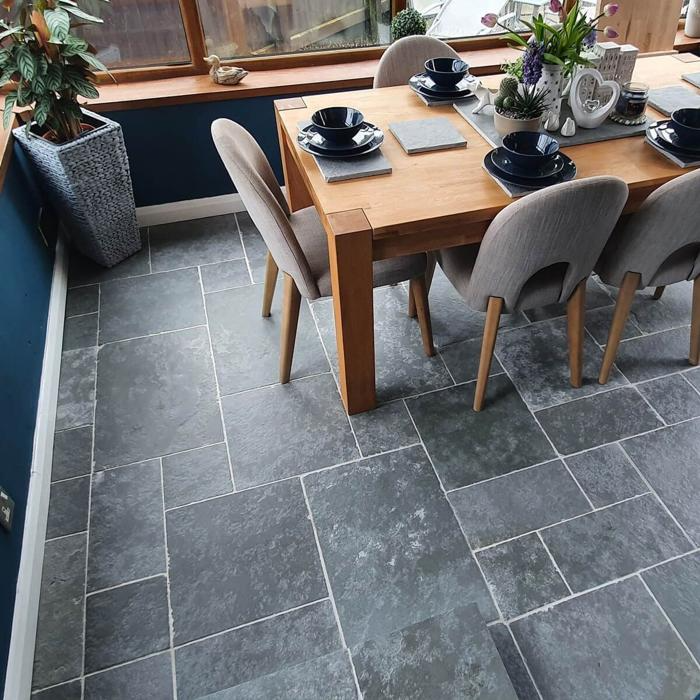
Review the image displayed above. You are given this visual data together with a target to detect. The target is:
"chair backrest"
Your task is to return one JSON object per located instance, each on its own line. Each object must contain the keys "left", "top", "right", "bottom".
{"left": 467, "top": 176, "right": 629, "bottom": 312}
{"left": 210, "top": 119, "right": 320, "bottom": 298}
{"left": 373, "top": 35, "right": 460, "bottom": 88}
{"left": 595, "top": 168, "right": 700, "bottom": 288}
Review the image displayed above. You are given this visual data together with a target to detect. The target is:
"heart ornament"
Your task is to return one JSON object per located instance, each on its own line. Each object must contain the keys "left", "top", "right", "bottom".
{"left": 568, "top": 68, "right": 621, "bottom": 129}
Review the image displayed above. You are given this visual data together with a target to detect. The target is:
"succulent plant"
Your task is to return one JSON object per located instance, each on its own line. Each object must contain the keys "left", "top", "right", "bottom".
{"left": 498, "top": 77, "right": 520, "bottom": 99}
{"left": 390, "top": 8, "right": 427, "bottom": 41}
{"left": 495, "top": 84, "right": 550, "bottom": 120}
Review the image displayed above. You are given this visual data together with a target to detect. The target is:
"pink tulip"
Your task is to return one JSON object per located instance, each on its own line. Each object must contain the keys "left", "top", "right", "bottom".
{"left": 550, "top": 0, "right": 562, "bottom": 12}
{"left": 604, "top": 3, "right": 620, "bottom": 16}
{"left": 481, "top": 12, "right": 498, "bottom": 28}
{"left": 603, "top": 25, "right": 619, "bottom": 38}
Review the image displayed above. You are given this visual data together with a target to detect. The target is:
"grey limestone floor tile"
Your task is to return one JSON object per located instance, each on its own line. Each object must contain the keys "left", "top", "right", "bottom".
{"left": 438, "top": 336, "right": 504, "bottom": 384}
{"left": 523, "top": 278, "right": 613, "bottom": 322}
{"left": 477, "top": 533, "right": 570, "bottom": 618}
{"left": 237, "top": 211, "right": 268, "bottom": 279}
{"left": 32, "top": 680, "right": 81, "bottom": 700}
{"left": 166, "top": 478, "right": 326, "bottom": 645}
{"left": 87, "top": 459, "right": 166, "bottom": 591}
{"left": 304, "top": 445, "right": 497, "bottom": 646}
{"left": 564, "top": 443, "right": 647, "bottom": 508}
{"left": 622, "top": 418, "right": 700, "bottom": 542}
{"left": 349, "top": 400, "right": 418, "bottom": 456}
{"left": 85, "top": 576, "right": 170, "bottom": 673}
{"left": 541, "top": 494, "right": 691, "bottom": 592}
{"left": 495, "top": 317, "right": 627, "bottom": 411}
{"left": 65, "top": 284, "right": 98, "bottom": 317}
{"left": 52, "top": 426, "right": 92, "bottom": 482}
{"left": 46, "top": 476, "right": 90, "bottom": 539}
{"left": 56, "top": 347, "right": 96, "bottom": 431}
{"left": 584, "top": 303, "right": 643, "bottom": 346}
{"left": 203, "top": 649, "right": 357, "bottom": 700}
{"left": 626, "top": 281, "right": 695, "bottom": 334}
{"left": 200, "top": 258, "right": 251, "bottom": 293}
{"left": 62, "top": 313, "right": 98, "bottom": 351}
{"left": 406, "top": 376, "right": 555, "bottom": 490}
{"left": 614, "top": 326, "right": 692, "bottom": 383}
{"left": 222, "top": 373, "right": 358, "bottom": 489}
{"left": 207, "top": 283, "right": 328, "bottom": 395}
{"left": 99, "top": 267, "right": 206, "bottom": 343}
{"left": 84, "top": 652, "right": 173, "bottom": 700}
{"left": 313, "top": 286, "right": 454, "bottom": 403}
{"left": 162, "top": 443, "right": 232, "bottom": 509}
{"left": 637, "top": 373, "right": 700, "bottom": 423}
{"left": 351, "top": 604, "right": 516, "bottom": 700}
{"left": 94, "top": 327, "right": 222, "bottom": 468}
{"left": 149, "top": 215, "right": 243, "bottom": 272}
{"left": 488, "top": 624, "right": 540, "bottom": 700}
{"left": 32, "top": 534, "right": 86, "bottom": 690}
{"left": 449, "top": 459, "right": 590, "bottom": 549}
{"left": 174, "top": 600, "right": 341, "bottom": 699}
{"left": 643, "top": 551, "right": 700, "bottom": 661}
{"left": 511, "top": 577, "right": 700, "bottom": 700}
{"left": 686, "top": 366, "right": 700, "bottom": 391}
{"left": 535, "top": 386, "right": 662, "bottom": 455}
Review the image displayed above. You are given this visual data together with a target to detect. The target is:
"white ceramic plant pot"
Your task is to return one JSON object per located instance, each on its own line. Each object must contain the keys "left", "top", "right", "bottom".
{"left": 493, "top": 111, "right": 542, "bottom": 138}
{"left": 537, "top": 63, "right": 564, "bottom": 119}
{"left": 686, "top": 0, "right": 700, "bottom": 38}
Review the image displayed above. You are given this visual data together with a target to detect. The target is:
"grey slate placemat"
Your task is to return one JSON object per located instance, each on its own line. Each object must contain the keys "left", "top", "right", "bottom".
{"left": 389, "top": 117, "right": 467, "bottom": 154}
{"left": 648, "top": 86, "right": 700, "bottom": 116}
{"left": 682, "top": 72, "right": 700, "bottom": 89}
{"left": 413, "top": 90, "right": 477, "bottom": 108}
{"left": 645, "top": 138, "right": 700, "bottom": 168}
{"left": 313, "top": 150, "right": 392, "bottom": 183}
{"left": 482, "top": 164, "right": 529, "bottom": 198}
{"left": 455, "top": 102, "right": 648, "bottom": 148}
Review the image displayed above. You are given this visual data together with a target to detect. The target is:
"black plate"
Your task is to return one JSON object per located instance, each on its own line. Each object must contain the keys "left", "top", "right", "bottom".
{"left": 408, "top": 74, "right": 476, "bottom": 99}
{"left": 299, "top": 122, "right": 376, "bottom": 152}
{"left": 297, "top": 122, "right": 384, "bottom": 159}
{"left": 647, "top": 122, "right": 700, "bottom": 157}
{"left": 412, "top": 72, "right": 477, "bottom": 95}
{"left": 491, "top": 148, "right": 565, "bottom": 180}
{"left": 654, "top": 120, "right": 700, "bottom": 153}
{"left": 484, "top": 150, "right": 576, "bottom": 190}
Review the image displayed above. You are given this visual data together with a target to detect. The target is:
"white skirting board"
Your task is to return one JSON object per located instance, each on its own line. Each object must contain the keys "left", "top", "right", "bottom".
{"left": 136, "top": 193, "right": 246, "bottom": 227}
{"left": 4, "top": 238, "right": 68, "bottom": 700}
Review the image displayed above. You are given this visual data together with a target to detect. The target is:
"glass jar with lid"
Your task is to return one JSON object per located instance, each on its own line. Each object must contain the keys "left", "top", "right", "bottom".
{"left": 612, "top": 82, "right": 649, "bottom": 125}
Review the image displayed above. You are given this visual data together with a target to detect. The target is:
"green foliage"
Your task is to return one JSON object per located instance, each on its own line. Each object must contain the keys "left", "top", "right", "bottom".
{"left": 495, "top": 83, "right": 549, "bottom": 119}
{"left": 498, "top": 76, "right": 519, "bottom": 99}
{"left": 0, "top": 0, "right": 112, "bottom": 143}
{"left": 502, "top": 56, "right": 524, "bottom": 81}
{"left": 390, "top": 8, "right": 426, "bottom": 41}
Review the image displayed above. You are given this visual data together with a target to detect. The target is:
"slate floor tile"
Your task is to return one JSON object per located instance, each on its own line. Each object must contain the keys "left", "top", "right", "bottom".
{"left": 237, "top": 211, "right": 268, "bottom": 276}
{"left": 150, "top": 215, "right": 243, "bottom": 272}
{"left": 477, "top": 534, "right": 570, "bottom": 618}
{"left": 94, "top": 327, "right": 222, "bottom": 467}
{"left": 686, "top": 367, "right": 700, "bottom": 391}
{"left": 84, "top": 652, "right": 173, "bottom": 700}
{"left": 46, "top": 476, "right": 90, "bottom": 539}
{"left": 222, "top": 373, "right": 358, "bottom": 489}
{"left": 174, "top": 600, "right": 341, "bottom": 699}
{"left": 32, "top": 534, "right": 86, "bottom": 690}
{"left": 88, "top": 460, "right": 166, "bottom": 591}
{"left": 495, "top": 317, "right": 627, "bottom": 411}
{"left": 52, "top": 426, "right": 92, "bottom": 482}
{"left": 614, "top": 326, "right": 692, "bottom": 383}
{"left": 488, "top": 624, "right": 540, "bottom": 700}
{"left": 200, "top": 259, "right": 251, "bottom": 293}
{"left": 622, "top": 418, "right": 700, "bottom": 542}
{"left": 564, "top": 443, "right": 647, "bottom": 508}
{"left": 523, "top": 277, "right": 613, "bottom": 322}
{"left": 167, "top": 478, "right": 326, "bottom": 645}
{"left": 32, "top": 680, "right": 81, "bottom": 699}
{"left": 535, "top": 387, "right": 662, "bottom": 455}
{"left": 313, "top": 286, "right": 454, "bottom": 402}
{"left": 438, "top": 336, "right": 504, "bottom": 384}
{"left": 162, "top": 443, "right": 232, "bottom": 509}
{"left": 584, "top": 304, "right": 642, "bottom": 346}
{"left": 349, "top": 400, "right": 418, "bottom": 456}
{"left": 637, "top": 373, "right": 700, "bottom": 423}
{"left": 406, "top": 377, "right": 555, "bottom": 490}
{"left": 541, "top": 494, "right": 691, "bottom": 592}
{"left": 304, "top": 446, "right": 497, "bottom": 646}
{"left": 643, "top": 551, "right": 700, "bottom": 661}
{"left": 85, "top": 576, "right": 170, "bottom": 673}
{"left": 56, "top": 347, "right": 96, "bottom": 431}
{"left": 207, "top": 284, "right": 328, "bottom": 395}
{"left": 351, "top": 604, "right": 517, "bottom": 700}
{"left": 62, "top": 313, "right": 98, "bottom": 351}
{"left": 99, "top": 268, "right": 206, "bottom": 343}
{"left": 448, "top": 460, "right": 590, "bottom": 549}
{"left": 626, "top": 281, "right": 694, "bottom": 334}
{"left": 511, "top": 578, "right": 700, "bottom": 700}
{"left": 65, "top": 284, "right": 98, "bottom": 317}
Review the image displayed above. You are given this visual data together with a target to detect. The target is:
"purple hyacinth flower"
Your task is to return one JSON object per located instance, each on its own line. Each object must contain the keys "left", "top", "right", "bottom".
{"left": 522, "top": 42, "right": 544, "bottom": 85}
{"left": 583, "top": 28, "right": 596, "bottom": 48}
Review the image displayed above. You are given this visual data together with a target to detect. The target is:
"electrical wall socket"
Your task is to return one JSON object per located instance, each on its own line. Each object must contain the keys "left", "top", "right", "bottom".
{"left": 0, "top": 486, "right": 15, "bottom": 532}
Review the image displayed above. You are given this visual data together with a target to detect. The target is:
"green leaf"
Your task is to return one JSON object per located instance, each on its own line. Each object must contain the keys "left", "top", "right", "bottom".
{"left": 0, "top": 25, "right": 24, "bottom": 41}
{"left": 33, "top": 95, "right": 51, "bottom": 125}
{"left": 32, "top": 73, "right": 46, "bottom": 93}
{"left": 66, "top": 73, "right": 99, "bottom": 99}
{"left": 77, "top": 51, "right": 107, "bottom": 72}
{"left": 45, "top": 8, "right": 71, "bottom": 41}
{"left": 543, "top": 53, "right": 564, "bottom": 65}
{"left": 2, "top": 92, "right": 17, "bottom": 129}
{"left": 62, "top": 5, "right": 104, "bottom": 23}
{"left": 45, "top": 63, "right": 62, "bottom": 90}
{"left": 16, "top": 46, "right": 36, "bottom": 80}
{"left": 56, "top": 0, "right": 79, "bottom": 6}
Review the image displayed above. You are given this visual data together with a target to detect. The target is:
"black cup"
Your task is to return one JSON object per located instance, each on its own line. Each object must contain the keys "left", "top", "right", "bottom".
{"left": 502, "top": 131, "right": 559, "bottom": 170}
{"left": 424, "top": 58, "right": 469, "bottom": 88}
{"left": 671, "top": 108, "right": 700, "bottom": 148}
{"left": 310, "top": 107, "right": 364, "bottom": 144}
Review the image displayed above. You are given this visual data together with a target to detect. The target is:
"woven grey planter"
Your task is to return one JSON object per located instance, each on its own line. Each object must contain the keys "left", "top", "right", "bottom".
{"left": 14, "top": 109, "right": 140, "bottom": 268}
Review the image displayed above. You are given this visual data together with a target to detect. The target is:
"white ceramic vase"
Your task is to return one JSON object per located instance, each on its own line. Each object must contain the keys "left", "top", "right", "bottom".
{"left": 537, "top": 63, "right": 564, "bottom": 119}
{"left": 686, "top": 0, "right": 700, "bottom": 38}
{"left": 493, "top": 111, "right": 542, "bottom": 138}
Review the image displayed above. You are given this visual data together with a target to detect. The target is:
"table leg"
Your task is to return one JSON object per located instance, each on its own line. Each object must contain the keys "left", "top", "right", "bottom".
{"left": 326, "top": 210, "right": 376, "bottom": 414}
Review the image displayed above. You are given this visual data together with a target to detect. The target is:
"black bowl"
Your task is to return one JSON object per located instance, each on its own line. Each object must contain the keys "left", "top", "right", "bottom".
{"left": 671, "top": 108, "right": 700, "bottom": 148}
{"left": 502, "top": 131, "right": 559, "bottom": 170}
{"left": 311, "top": 107, "right": 365, "bottom": 144}
{"left": 424, "top": 58, "right": 469, "bottom": 88}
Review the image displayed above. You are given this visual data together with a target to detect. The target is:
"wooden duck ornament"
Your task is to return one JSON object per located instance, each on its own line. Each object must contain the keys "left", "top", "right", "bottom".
{"left": 204, "top": 55, "right": 248, "bottom": 85}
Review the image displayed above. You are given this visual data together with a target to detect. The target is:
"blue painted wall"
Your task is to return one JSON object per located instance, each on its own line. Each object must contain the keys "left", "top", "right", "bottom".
{"left": 0, "top": 148, "right": 54, "bottom": 694}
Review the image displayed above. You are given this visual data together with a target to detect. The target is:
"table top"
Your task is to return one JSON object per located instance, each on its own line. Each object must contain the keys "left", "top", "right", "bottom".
{"left": 276, "top": 54, "right": 697, "bottom": 242}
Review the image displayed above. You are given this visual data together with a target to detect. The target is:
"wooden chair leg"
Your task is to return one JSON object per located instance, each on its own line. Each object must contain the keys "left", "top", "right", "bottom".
{"left": 408, "top": 288, "right": 417, "bottom": 318}
{"left": 410, "top": 276, "right": 435, "bottom": 357}
{"left": 474, "top": 297, "right": 503, "bottom": 412}
{"left": 261, "top": 251, "right": 278, "bottom": 318}
{"left": 408, "top": 253, "right": 436, "bottom": 318}
{"left": 567, "top": 279, "right": 587, "bottom": 388}
{"left": 599, "top": 271, "right": 641, "bottom": 384}
{"left": 279, "top": 273, "right": 301, "bottom": 384}
{"left": 690, "top": 277, "right": 700, "bottom": 365}
{"left": 652, "top": 285, "right": 666, "bottom": 300}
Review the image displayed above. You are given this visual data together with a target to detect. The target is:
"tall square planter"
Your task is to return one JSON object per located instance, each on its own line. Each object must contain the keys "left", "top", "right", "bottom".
{"left": 14, "top": 109, "right": 141, "bottom": 268}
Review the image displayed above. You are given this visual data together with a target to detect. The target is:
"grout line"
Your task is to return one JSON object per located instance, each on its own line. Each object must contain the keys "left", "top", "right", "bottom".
{"left": 64, "top": 310, "right": 98, "bottom": 321}
{"left": 505, "top": 623, "right": 545, "bottom": 700}
{"left": 234, "top": 211, "right": 255, "bottom": 285}
{"left": 86, "top": 573, "right": 167, "bottom": 598}
{"left": 218, "top": 370, "right": 333, "bottom": 400}
{"left": 633, "top": 384, "right": 668, "bottom": 427}
{"left": 680, "top": 370, "right": 700, "bottom": 400}
{"left": 96, "top": 441, "right": 228, "bottom": 474}
{"left": 45, "top": 529, "right": 88, "bottom": 544}
{"left": 49, "top": 472, "right": 90, "bottom": 486}
{"left": 537, "top": 531, "right": 573, "bottom": 596}
{"left": 98, "top": 324, "right": 209, "bottom": 347}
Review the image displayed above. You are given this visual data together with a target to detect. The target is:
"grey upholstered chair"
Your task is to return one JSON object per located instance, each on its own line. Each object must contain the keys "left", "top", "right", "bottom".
{"left": 373, "top": 35, "right": 460, "bottom": 88}
{"left": 436, "top": 176, "right": 629, "bottom": 410}
{"left": 596, "top": 169, "right": 700, "bottom": 384}
{"left": 211, "top": 119, "right": 435, "bottom": 383}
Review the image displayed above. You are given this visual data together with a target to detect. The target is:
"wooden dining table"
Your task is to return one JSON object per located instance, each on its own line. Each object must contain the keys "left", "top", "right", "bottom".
{"left": 274, "top": 53, "right": 699, "bottom": 415}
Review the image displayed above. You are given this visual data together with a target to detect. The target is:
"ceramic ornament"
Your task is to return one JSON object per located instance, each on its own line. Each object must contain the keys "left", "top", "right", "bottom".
{"left": 205, "top": 55, "right": 248, "bottom": 85}
{"left": 592, "top": 42, "right": 621, "bottom": 102}
{"left": 561, "top": 117, "right": 576, "bottom": 137}
{"left": 472, "top": 86, "right": 496, "bottom": 115}
{"left": 576, "top": 53, "right": 602, "bottom": 102}
{"left": 544, "top": 111, "right": 560, "bottom": 132}
{"left": 568, "top": 68, "right": 621, "bottom": 129}
{"left": 615, "top": 44, "right": 639, "bottom": 86}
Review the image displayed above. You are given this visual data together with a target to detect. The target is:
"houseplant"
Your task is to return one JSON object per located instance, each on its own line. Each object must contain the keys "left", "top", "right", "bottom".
{"left": 391, "top": 8, "right": 426, "bottom": 40}
{"left": 1, "top": 0, "right": 140, "bottom": 267}
{"left": 493, "top": 76, "right": 549, "bottom": 136}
